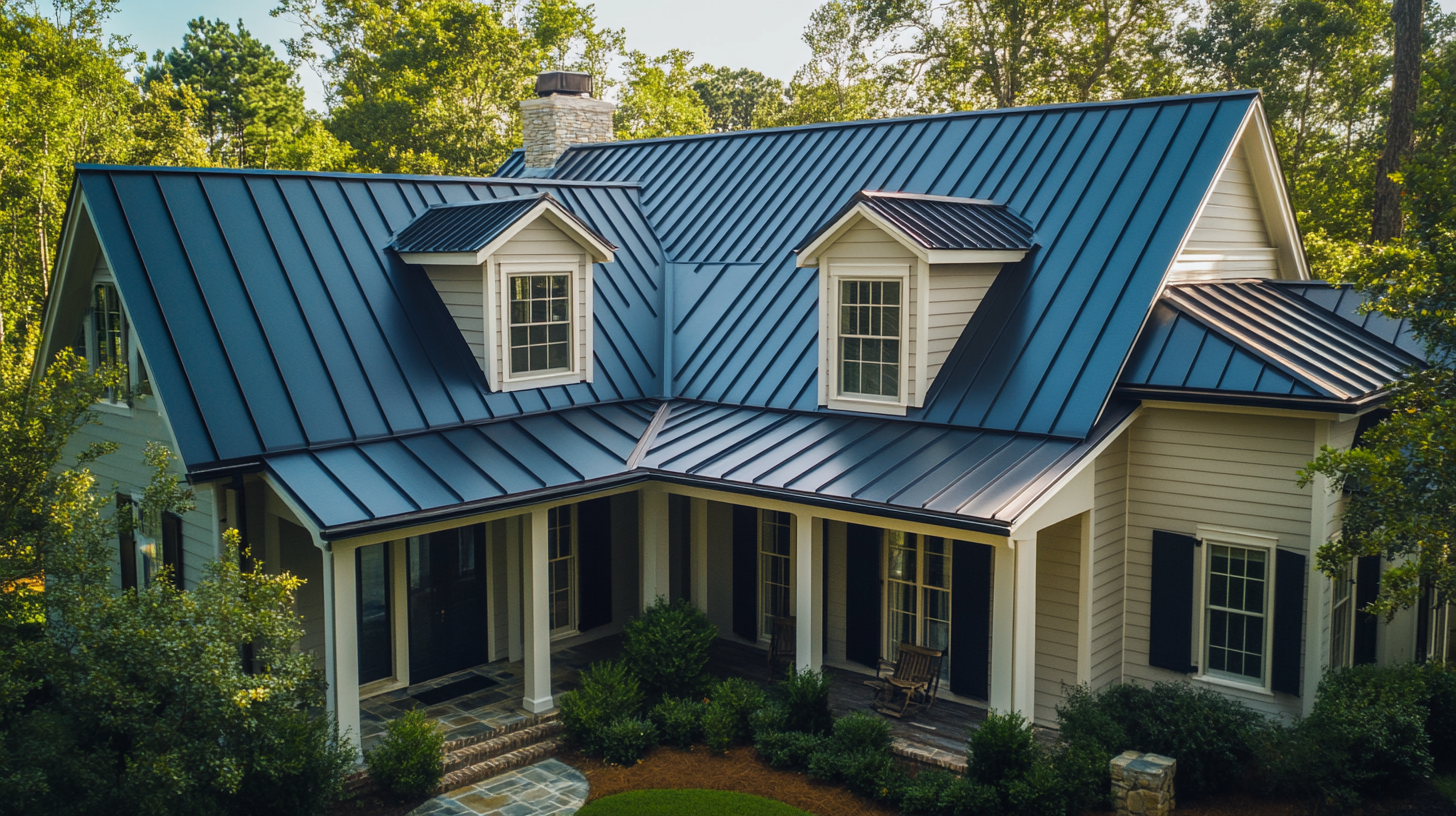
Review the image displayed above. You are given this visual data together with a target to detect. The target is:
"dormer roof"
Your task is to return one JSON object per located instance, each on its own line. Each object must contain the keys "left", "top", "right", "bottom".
{"left": 795, "top": 190, "right": 1035, "bottom": 266}
{"left": 390, "top": 192, "right": 616, "bottom": 265}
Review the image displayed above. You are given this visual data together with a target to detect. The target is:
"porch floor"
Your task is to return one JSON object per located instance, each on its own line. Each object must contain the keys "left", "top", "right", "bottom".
{"left": 359, "top": 635, "right": 982, "bottom": 770}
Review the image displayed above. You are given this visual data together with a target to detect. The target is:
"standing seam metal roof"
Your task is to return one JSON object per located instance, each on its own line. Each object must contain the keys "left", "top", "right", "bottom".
{"left": 796, "top": 190, "right": 1035, "bottom": 252}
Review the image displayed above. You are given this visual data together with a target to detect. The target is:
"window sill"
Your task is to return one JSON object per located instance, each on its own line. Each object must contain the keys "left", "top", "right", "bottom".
{"left": 550, "top": 628, "right": 580, "bottom": 642}
{"left": 500, "top": 369, "right": 585, "bottom": 392}
{"left": 92, "top": 400, "right": 133, "bottom": 417}
{"left": 1193, "top": 672, "right": 1274, "bottom": 697}
{"left": 826, "top": 396, "right": 908, "bottom": 417}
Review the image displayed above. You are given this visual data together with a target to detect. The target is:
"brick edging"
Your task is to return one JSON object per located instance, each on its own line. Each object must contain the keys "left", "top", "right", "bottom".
{"left": 890, "top": 738, "right": 968, "bottom": 774}
{"left": 345, "top": 711, "right": 563, "bottom": 797}
{"left": 432, "top": 740, "right": 561, "bottom": 795}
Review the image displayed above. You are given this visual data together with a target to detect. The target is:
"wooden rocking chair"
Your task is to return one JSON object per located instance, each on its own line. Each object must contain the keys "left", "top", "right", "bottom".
{"left": 864, "top": 643, "right": 943, "bottom": 718}
{"left": 768, "top": 616, "right": 796, "bottom": 680}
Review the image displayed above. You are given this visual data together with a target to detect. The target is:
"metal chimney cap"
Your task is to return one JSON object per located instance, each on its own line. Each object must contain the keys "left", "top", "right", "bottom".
{"left": 535, "top": 71, "right": 593, "bottom": 97}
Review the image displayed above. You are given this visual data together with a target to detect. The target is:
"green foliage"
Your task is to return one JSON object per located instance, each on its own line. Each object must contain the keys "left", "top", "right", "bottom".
{"left": 598, "top": 716, "right": 659, "bottom": 765}
{"left": 807, "top": 744, "right": 897, "bottom": 799}
{"left": 1421, "top": 663, "right": 1456, "bottom": 760}
{"left": 1056, "top": 682, "right": 1262, "bottom": 800}
{"left": 899, "top": 769, "right": 959, "bottom": 815}
{"left": 559, "top": 660, "right": 643, "bottom": 755}
{"left": 702, "top": 700, "right": 739, "bottom": 754}
{"left": 754, "top": 729, "right": 831, "bottom": 769}
{"left": 621, "top": 597, "right": 717, "bottom": 701}
{"left": 692, "top": 67, "right": 785, "bottom": 131}
{"left": 703, "top": 677, "right": 766, "bottom": 748}
{"left": 649, "top": 696, "right": 703, "bottom": 749}
{"left": 574, "top": 788, "right": 811, "bottom": 816}
{"left": 367, "top": 709, "right": 445, "bottom": 800}
{"left": 769, "top": 666, "right": 834, "bottom": 735}
{"left": 831, "top": 711, "right": 891, "bottom": 754}
{"left": 614, "top": 49, "right": 712, "bottom": 140}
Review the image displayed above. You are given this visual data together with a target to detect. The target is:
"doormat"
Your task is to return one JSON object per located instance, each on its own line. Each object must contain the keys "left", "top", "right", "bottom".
{"left": 412, "top": 674, "right": 499, "bottom": 706}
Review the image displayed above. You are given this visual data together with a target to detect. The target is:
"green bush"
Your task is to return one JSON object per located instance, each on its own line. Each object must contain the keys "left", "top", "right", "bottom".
{"left": 939, "top": 776, "right": 1002, "bottom": 815}
{"left": 366, "top": 709, "right": 444, "bottom": 800}
{"left": 650, "top": 696, "right": 703, "bottom": 749}
{"left": 755, "top": 730, "right": 832, "bottom": 769}
{"left": 622, "top": 597, "right": 718, "bottom": 700}
{"left": 832, "top": 711, "right": 891, "bottom": 753}
{"left": 748, "top": 701, "right": 791, "bottom": 739}
{"left": 899, "top": 769, "right": 957, "bottom": 815}
{"left": 599, "top": 716, "right": 659, "bottom": 765}
{"left": 770, "top": 667, "right": 834, "bottom": 735}
{"left": 702, "top": 702, "right": 738, "bottom": 753}
{"left": 1421, "top": 662, "right": 1456, "bottom": 761}
{"left": 559, "top": 661, "right": 644, "bottom": 755}
{"left": 1056, "top": 681, "right": 1262, "bottom": 799}
{"left": 807, "top": 745, "right": 898, "bottom": 800}
{"left": 963, "top": 710, "right": 1102, "bottom": 816}
{"left": 233, "top": 707, "right": 357, "bottom": 815}
{"left": 704, "top": 677, "right": 765, "bottom": 746}
{"left": 966, "top": 710, "right": 1043, "bottom": 790}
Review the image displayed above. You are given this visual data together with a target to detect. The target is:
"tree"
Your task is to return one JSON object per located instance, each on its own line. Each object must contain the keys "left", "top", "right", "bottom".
{"left": 614, "top": 49, "right": 712, "bottom": 140}
{"left": 767, "top": 1, "right": 891, "bottom": 126}
{"left": 1300, "top": 38, "right": 1456, "bottom": 619}
{"left": 1371, "top": 0, "right": 1424, "bottom": 242}
{"left": 692, "top": 66, "right": 786, "bottom": 132}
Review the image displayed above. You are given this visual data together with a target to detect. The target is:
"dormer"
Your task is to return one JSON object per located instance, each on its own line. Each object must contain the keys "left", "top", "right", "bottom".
{"left": 392, "top": 193, "right": 615, "bottom": 392}
{"left": 1170, "top": 104, "right": 1307, "bottom": 282}
{"left": 795, "top": 191, "right": 1034, "bottom": 416}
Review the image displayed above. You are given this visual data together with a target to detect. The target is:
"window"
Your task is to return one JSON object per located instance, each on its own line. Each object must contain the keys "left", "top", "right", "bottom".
{"left": 140, "top": 511, "right": 184, "bottom": 589}
{"left": 508, "top": 273, "right": 572, "bottom": 376}
{"left": 838, "top": 279, "right": 901, "bottom": 400}
{"left": 116, "top": 495, "right": 137, "bottom": 590}
{"left": 91, "top": 282, "right": 128, "bottom": 403}
{"left": 760, "top": 510, "right": 792, "bottom": 637}
{"left": 885, "top": 532, "right": 951, "bottom": 671}
{"left": 1205, "top": 544, "right": 1268, "bottom": 682}
{"left": 548, "top": 506, "right": 576, "bottom": 634}
{"left": 1330, "top": 562, "right": 1354, "bottom": 669}
{"left": 356, "top": 542, "right": 392, "bottom": 684}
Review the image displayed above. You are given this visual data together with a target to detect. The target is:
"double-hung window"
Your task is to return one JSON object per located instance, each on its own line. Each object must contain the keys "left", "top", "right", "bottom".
{"left": 838, "top": 279, "right": 902, "bottom": 400}
{"left": 1330, "top": 562, "right": 1355, "bottom": 669}
{"left": 508, "top": 273, "right": 572, "bottom": 377}
{"left": 1204, "top": 543, "right": 1268, "bottom": 683}
{"left": 885, "top": 532, "right": 951, "bottom": 673}
{"left": 760, "top": 510, "right": 792, "bottom": 638}
{"left": 548, "top": 505, "right": 577, "bottom": 635}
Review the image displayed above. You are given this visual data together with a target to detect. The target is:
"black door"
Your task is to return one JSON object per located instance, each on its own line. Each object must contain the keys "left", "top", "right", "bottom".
{"left": 408, "top": 525, "right": 488, "bottom": 684}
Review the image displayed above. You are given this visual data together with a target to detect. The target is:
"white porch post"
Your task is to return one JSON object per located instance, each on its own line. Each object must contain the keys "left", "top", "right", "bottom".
{"left": 330, "top": 543, "right": 361, "bottom": 751}
{"left": 390, "top": 539, "right": 410, "bottom": 687}
{"left": 1012, "top": 534, "right": 1037, "bottom": 721}
{"left": 640, "top": 486, "right": 670, "bottom": 609}
{"left": 795, "top": 513, "right": 822, "bottom": 671}
{"left": 691, "top": 497, "right": 709, "bottom": 614}
{"left": 522, "top": 507, "right": 553, "bottom": 712}
{"left": 991, "top": 540, "right": 1015, "bottom": 712}
{"left": 507, "top": 516, "right": 523, "bottom": 663}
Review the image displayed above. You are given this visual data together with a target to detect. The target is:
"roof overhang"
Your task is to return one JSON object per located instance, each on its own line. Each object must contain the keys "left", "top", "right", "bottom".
{"left": 795, "top": 191, "right": 1034, "bottom": 267}
{"left": 396, "top": 196, "right": 616, "bottom": 266}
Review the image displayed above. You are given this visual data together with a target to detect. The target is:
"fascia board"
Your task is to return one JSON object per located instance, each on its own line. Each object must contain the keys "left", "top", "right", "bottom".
{"left": 924, "top": 249, "right": 1028, "bottom": 264}
{"left": 1242, "top": 103, "right": 1310, "bottom": 281}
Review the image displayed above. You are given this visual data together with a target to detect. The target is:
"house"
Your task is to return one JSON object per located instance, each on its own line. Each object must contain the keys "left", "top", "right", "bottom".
{"left": 42, "top": 73, "right": 1435, "bottom": 749}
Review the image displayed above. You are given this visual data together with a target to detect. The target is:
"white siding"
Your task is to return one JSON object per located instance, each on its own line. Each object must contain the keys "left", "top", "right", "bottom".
{"left": 1090, "top": 431, "right": 1128, "bottom": 689}
{"left": 1171, "top": 144, "right": 1280, "bottom": 282}
{"left": 491, "top": 221, "right": 591, "bottom": 387}
{"left": 1035, "top": 516, "right": 1082, "bottom": 726}
{"left": 1124, "top": 408, "right": 1314, "bottom": 717}
{"left": 424, "top": 264, "right": 485, "bottom": 371}
{"left": 925, "top": 263, "right": 1000, "bottom": 383}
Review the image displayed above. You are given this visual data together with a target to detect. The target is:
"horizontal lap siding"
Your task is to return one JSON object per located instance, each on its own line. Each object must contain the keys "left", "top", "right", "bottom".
{"left": 1172, "top": 145, "right": 1279, "bottom": 281}
{"left": 1316, "top": 417, "right": 1360, "bottom": 672}
{"left": 1124, "top": 408, "right": 1313, "bottom": 717}
{"left": 425, "top": 265, "right": 485, "bottom": 372}
{"left": 1091, "top": 432, "right": 1128, "bottom": 689}
{"left": 926, "top": 264, "right": 1000, "bottom": 383}
{"left": 824, "top": 223, "right": 919, "bottom": 404}
{"left": 1036, "top": 516, "right": 1082, "bottom": 726}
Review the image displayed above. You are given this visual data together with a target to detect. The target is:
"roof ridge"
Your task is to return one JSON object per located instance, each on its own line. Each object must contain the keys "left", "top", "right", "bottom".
{"left": 74, "top": 163, "right": 643, "bottom": 188}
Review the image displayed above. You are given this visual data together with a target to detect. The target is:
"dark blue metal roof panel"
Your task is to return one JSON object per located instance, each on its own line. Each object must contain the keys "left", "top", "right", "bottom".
{"left": 1278, "top": 281, "right": 1424, "bottom": 359}
{"left": 1120, "top": 281, "right": 1423, "bottom": 405}
{"left": 521, "top": 92, "right": 1259, "bottom": 438}
{"left": 76, "top": 167, "right": 664, "bottom": 469}
{"left": 796, "top": 190, "right": 1035, "bottom": 253}
{"left": 390, "top": 195, "right": 539, "bottom": 253}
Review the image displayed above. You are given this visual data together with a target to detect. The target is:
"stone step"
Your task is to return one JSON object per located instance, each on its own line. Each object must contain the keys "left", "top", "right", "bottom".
{"left": 431, "top": 739, "right": 562, "bottom": 796}
{"left": 442, "top": 720, "right": 563, "bottom": 774}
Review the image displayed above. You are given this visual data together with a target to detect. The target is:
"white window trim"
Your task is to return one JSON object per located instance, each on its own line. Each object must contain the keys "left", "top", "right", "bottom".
{"left": 87, "top": 274, "right": 149, "bottom": 413}
{"left": 492, "top": 257, "right": 589, "bottom": 392}
{"left": 1193, "top": 525, "right": 1279, "bottom": 695}
{"left": 822, "top": 262, "right": 912, "bottom": 415}
{"left": 757, "top": 509, "right": 794, "bottom": 643}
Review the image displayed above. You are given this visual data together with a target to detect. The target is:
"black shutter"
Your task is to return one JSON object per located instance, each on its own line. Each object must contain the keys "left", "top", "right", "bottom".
{"left": 162, "top": 512, "right": 184, "bottom": 589}
{"left": 732, "top": 505, "right": 758, "bottom": 641}
{"left": 950, "top": 540, "right": 993, "bottom": 700}
{"left": 844, "top": 523, "right": 881, "bottom": 668}
{"left": 577, "top": 498, "right": 613, "bottom": 632}
{"left": 1417, "top": 579, "right": 1432, "bottom": 664}
{"left": 1353, "top": 554, "right": 1381, "bottom": 665}
{"left": 117, "top": 495, "right": 137, "bottom": 590}
{"left": 1149, "top": 530, "right": 1197, "bottom": 673}
{"left": 1271, "top": 548, "right": 1305, "bottom": 696}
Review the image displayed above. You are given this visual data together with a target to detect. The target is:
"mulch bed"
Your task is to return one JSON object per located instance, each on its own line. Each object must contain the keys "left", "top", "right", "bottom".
{"left": 562, "top": 745, "right": 899, "bottom": 816}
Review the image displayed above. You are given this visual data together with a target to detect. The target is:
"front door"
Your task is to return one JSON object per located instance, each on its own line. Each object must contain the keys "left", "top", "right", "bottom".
{"left": 407, "top": 525, "right": 488, "bottom": 684}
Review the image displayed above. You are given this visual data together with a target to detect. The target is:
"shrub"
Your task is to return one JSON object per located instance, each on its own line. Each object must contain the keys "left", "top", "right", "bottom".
{"left": 938, "top": 777, "right": 1002, "bottom": 816}
{"left": 770, "top": 667, "right": 834, "bottom": 735}
{"left": 598, "top": 716, "right": 659, "bottom": 765}
{"left": 233, "top": 707, "right": 357, "bottom": 815}
{"left": 966, "top": 710, "right": 1043, "bottom": 790}
{"left": 649, "top": 696, "right": 703, "bottom": 749}
{"left": 621, "top": 597, "right": 718, "bottom": 700}
{"left": 899, "top": 769, "right": 957, "bottom": 815}
{"left": 702, "top": 702, "right": 738, "bottom": 753}
{"left": 366, "top": 709, "right": 444, "bottom": 800}
{"left": 559, "top": 661, "right": 644, "bottom": 755}
{"left": 1421, "top": 662, "right": 1456, "bottom": 761}
{"left": 1056, "top": 681, "right": 1262, "bottom": 799}
{"left": 832, "top": 711, "right": 891, "bottom": 753}
{"left": 749, "top": 701, "right": 791, "bottom": 739}
{"left": 807, "top": 745, "right": 898, "bottom": 799}
{"left": 704, "top": 677, "right": 766, "bottom": 745}
{"left": 755, "top": 730, "right": 832, "bottom": 769}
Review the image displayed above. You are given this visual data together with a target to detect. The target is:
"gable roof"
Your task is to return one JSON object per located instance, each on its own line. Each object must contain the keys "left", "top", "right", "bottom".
{"left": 794, "top": 190, "right": 1035, "bottom": 262}
{"left": 499, "top": 91, "right": 1263, "bottom": 438}
{"left": 389, "top": 191, "right": 617, "bottom": 263}
{"left": 1119, "top": 281, "right": 1423, "bottom": 409}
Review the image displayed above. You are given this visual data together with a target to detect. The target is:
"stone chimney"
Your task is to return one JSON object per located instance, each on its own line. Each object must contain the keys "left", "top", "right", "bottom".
{"left": 521, "top": 71, "right": 615, "bottom": 170}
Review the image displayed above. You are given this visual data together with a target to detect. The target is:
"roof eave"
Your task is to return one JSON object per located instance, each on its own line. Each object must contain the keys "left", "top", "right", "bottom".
{"left": 1116, "top": 385, "right": 1390, "bottom": 415}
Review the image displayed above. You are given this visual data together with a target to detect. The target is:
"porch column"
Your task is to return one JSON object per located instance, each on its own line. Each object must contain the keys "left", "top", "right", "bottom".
{"left": 522, "top": 507, "right": 553, "bottom": 713}
{"left": 795, "top": 513, "right": 823, "bottom": 671}
{"left": 507, "top": 516, "right": 523, "bottom": 662}
{"left": 991, "top": 540, "right": 1015, "bottom": 712}
{"left": 640, "top": 485, "right": 670, "bottom": 609}
{"left": 330, "top": 543, "right": 362, "bottom": 751}
{"left": 1012, "top": 534, "right": 1037, "bottom": 721}
{"left": 390, "top": 539, "right": 410, "bottom": 687}
{"left": 691, "top": 497, "right": 709, "bottom": 614}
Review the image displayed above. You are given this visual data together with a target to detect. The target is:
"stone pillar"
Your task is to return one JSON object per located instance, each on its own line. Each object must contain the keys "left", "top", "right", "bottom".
{"left": 520, "top": 94, "right": 615, "bottom": 169}
{"left": 1111, "top": 751, "right": 1177, "bottom": 816}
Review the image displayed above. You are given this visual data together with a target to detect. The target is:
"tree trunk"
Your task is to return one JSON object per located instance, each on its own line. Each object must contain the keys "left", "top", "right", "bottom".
{"left": 1372, "top": 0, "right": 1423, "bottom": 243}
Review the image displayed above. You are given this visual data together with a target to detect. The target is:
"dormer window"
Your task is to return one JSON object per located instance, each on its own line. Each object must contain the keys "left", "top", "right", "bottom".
{"left": 92, "top": 282, "right": 129, "bottom": 403}
{"left": 509, "top": 273, "right": 572, "bottom": 375}
{"left": 839, "top": 279, "right": 902, "bottom": 400}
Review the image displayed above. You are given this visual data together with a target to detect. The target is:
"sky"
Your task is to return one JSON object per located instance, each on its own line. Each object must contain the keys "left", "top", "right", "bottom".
{"left": 106, "top": 0, "right": 826, "bottom": 111}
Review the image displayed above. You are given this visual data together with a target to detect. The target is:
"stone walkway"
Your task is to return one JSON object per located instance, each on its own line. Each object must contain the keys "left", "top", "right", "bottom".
{"left": 409, "top": 759, "right": 588, "bottom": 816}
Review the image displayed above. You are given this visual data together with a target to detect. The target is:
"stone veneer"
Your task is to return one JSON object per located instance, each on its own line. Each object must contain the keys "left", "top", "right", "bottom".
{"left": 1110, "top": 751, "right": 1177, "bottom": 816}
{"left": 521, "top": 94, "right": 615, "bottom": 168}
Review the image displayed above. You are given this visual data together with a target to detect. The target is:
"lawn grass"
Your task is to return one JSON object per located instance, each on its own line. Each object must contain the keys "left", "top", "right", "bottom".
{"left": 574, "top": 788, "right": 812, "bottom": 815}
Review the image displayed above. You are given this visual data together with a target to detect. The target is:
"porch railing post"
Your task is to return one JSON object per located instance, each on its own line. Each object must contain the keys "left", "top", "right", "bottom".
{"left": 1013, "top": 534, "right": 1038, "bottom": 722}
{"left": 522, "top": 507, "right": 553, "bottom": 713}
{"left": 795, "top": 512, "right": 822, "bottom": 671}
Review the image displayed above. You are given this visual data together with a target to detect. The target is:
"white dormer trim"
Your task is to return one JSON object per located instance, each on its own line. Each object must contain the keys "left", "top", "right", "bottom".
{"left": 796, "top": 205, "right": 1028, "bottom": 268}
{"left": 398, "top": 198, "right": 615, "bottom": 267}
